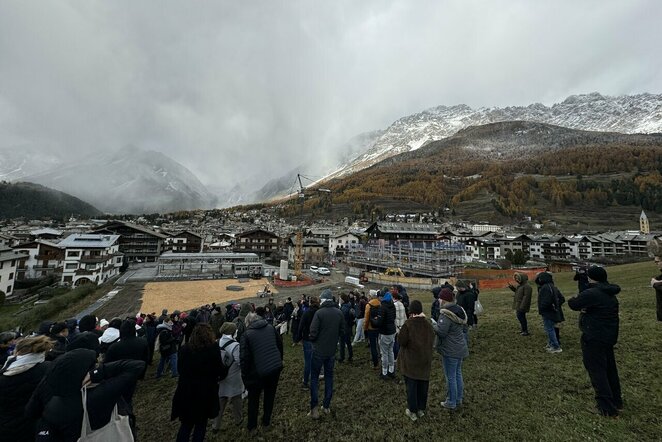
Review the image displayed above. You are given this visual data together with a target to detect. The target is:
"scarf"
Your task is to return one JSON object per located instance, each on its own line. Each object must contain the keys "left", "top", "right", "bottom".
{"left": 1, "top": 352, "right": 46, "bottom": 376}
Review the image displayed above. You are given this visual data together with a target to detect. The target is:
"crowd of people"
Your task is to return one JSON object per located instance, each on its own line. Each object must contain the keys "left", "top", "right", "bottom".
{"left": 2, "top": 255, "right": 658, "bottom": 440}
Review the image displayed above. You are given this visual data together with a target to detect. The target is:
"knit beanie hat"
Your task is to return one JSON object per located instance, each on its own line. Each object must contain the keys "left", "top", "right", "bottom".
{"left": 320, "top": 289, "right": 333, "bottom": 301}
{"left": 78, "top": 315, "right": 97, "bottom": 332}
{"left": 439, "top": 288, "right": 454, "bottom": 303}
{"left": 431, "top": 287, "right": 442, "bottom": 299}
{"left": 455, "top": 280, "right": 468, "bottom": 290}
{"left": 587, "top": 265, "right": 607, "bottom": 283}
{"left": 220, "top": 322, "right": 237, "bottom": 336}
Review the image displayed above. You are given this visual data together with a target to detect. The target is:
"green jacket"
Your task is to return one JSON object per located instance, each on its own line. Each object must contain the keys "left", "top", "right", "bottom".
{"left": 511, "top": 273, "right": 532, "bottom": 313}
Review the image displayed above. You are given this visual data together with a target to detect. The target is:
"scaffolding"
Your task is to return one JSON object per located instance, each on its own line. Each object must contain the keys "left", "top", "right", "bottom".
{"left": 157, "top": 252, "right": 262, "bottom": 279}
{"left": 346, "top": 239, "right": 465, "bottom": 278}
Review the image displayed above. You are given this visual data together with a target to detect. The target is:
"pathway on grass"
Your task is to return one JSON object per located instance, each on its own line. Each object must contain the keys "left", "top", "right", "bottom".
{"left": 75, "top": 288, "right": 122, "bottom": 320}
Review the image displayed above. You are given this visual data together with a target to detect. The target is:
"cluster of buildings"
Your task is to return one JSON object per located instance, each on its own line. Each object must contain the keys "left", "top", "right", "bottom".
{"left": 0, "top": 210, "right": 656, "bottom": 297}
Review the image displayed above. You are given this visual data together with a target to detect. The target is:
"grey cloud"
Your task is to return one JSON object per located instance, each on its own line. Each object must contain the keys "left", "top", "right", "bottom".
{"left": 1, "top": 0, "right": 661, "bottom": 189}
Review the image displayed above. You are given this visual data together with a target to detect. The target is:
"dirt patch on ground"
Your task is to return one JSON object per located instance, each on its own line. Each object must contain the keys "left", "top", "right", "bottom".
{"left": 140, "top": 278, "right": 278, "bottom": 313}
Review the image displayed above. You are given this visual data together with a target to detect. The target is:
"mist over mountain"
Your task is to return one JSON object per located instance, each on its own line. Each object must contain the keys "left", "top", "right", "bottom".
{"left": 0, "top": 181, "right": 101, "bottom": 219}
{"left": 0, "top": 147, "right": 63, "bottom": 181}
{"left": 23, "top": 146, "right": 217, "bottom": 214}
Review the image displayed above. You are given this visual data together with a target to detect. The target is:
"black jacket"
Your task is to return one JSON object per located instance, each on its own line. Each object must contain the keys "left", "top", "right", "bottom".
{"left": 536, "top": 273, "right": 565, "bottom": 322}
{"left": 456, "top": 289, "right": 478, "bottom": 326}
{"left": 0, "top": 359, "right": 51, "bottom": 442}
{"left": 568, "top": 282, "right": 620, "bottom": 345}
{"left": 171, "top": 343, "right": 223, "bottom": 422}
{"left": 573, "top": 271, "right": 590, "bottom": 292}
{"left": 378, "top": 299, "right": 397, "bottom": 335}
{"left": 309, "top": 302, "right": 345, "bottom": 358}
{"left": 27, "top": 352, "right": 144, "bottom": 442}
{"left": 283, "top": 301, "right": 295, "bottom": 320}
{"left": 240, "top": 319, "right": 283, "bottom": 385}
{"left": 297, "top": 306, "right": 318, "bottom": 342}
{"left": 104, "top": 336, "right": 149, "bottom": 379}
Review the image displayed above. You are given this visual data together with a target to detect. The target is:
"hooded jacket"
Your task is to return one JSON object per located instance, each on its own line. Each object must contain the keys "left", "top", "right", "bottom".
{"left": 240, "top": 319, "right": 283, "bottom": 385}
{"left": 378, "top": 294, "right": 397, "bottom": 335}
{"left": 536, "top": 272, "right": 565, "bottom": 322}
{"left": 568, "top": 282, "right": 620, "bottom": 345}
{"left": 510, "top": 273, "right": 532, "bottom": 313}
{"left": 456, "top": 288, "right": 477, "bottom": 326}
{"left": 397, "top": 316, "right": 434, "bottom": 381}
{"left": 297, "top": 305, "right": 318, "bottom": 342}
{"left": 433, "top": 303, "right": 469, "bottom": 359}
{"left": 363, "top": 298, "right": 382, "bottom": 331}
{"left": 309, "top": 302, "right": 345, "bottom": 358}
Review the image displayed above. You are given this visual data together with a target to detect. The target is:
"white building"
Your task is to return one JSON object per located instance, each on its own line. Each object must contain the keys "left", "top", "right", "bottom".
{"left": 13, "top": 240, "right": 65, "bottom": 280}
{"left": 58, "top": 234, "right": 123, "bottom": 286}
{"left": 0, "top": 248, "right": 29, "bottom": 297}
{"left": 470, "top": 224, "right": 503, "bottom": 233}
{"left": 329, "top": 232, "right": 360, "bottom": 256}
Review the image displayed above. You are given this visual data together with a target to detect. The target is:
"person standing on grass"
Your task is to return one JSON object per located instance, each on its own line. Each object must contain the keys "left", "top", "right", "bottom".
{"left": 508, "top": 273, "right": 532, "bottom": 336}
{"left": 393, "top": 292, "right": 406, "bottom": 360}
{"left": 456, "top": 281, "right": 477, "bottom": 331}
{"left": 240, "top": 312, "right": 283, "bottom": 436}
{"left": 353, "top": 294, "right": 367, "bottom": 344}
{"left": 338, "top": 293, "right": 354, "bottom": 363}
{"left": 364, "top": 292, "right": 383, "bottom": 370}
{"left": 650, "top": 252, "right": 662, "bottom": 322}
{"left": 212, "top": 322, "right": 244, "bottom": 433}
{"left": 398, "top": 300, "right": 434, "bottom": 422}
{"left": 378, "top": 288, "right": 397, "bottom": 381}
{"left": 535, "top": 272, "right": 565, "bottom": 354}
{"left": 568, "top": 266, "right": 623, "bottom": 418}
{"left": 431, "top": 287, "right": 442, "bottom": 321}
{"left": 308, "top": 289, "right": 345, "bottom": 419}
{"left": 433, "top": 288, "right": 469, "bottom": 410}
{"left": 155, "top": 317, "right": 179, "bottom": 378}
{"left": 171, "top": 323, "right": 223, "bottom": 442}
{"left": 297, "top": 296, "right": 319, "bottom": 390}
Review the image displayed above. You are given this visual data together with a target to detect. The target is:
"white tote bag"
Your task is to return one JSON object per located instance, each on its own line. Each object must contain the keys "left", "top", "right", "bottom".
{"left": 78, "top": 386, "right": 134, "bottom": 442}
{"left": 474, "top": 299, "right": 484, "bottom": 315}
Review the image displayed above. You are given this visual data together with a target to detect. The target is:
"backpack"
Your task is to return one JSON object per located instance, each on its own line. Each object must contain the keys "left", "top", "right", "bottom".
{"left": 158, "top": 329, "right": 175, "bottom": 355}
{"left": 369, "top": 304, "right": 382, "bottom": 328}
{"left": 219, "top": 339, "right": 237, "bottom": 381}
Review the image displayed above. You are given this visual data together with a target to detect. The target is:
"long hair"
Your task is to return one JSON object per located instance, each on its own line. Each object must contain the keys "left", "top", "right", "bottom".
{"left": 15, "top": 335, "right": 54, "bottom": 355}
{"left": 188, "top": 323, "right": 215, "bottom": 352}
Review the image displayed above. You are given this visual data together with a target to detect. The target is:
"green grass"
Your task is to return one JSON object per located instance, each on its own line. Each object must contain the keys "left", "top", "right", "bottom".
{"left": 133, "top": 261, "right": 662, "bottom": 441}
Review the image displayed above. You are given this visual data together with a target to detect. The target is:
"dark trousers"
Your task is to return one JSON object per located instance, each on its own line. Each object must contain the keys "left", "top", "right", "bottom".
{"left": 366, "top": 330, "right": 379, "bottom": 367}
{"left": 657, "top": 291, "right": 662, "bottom": 321}
{"left": 516, "top": 311, "right": 528, "bottom": 333}
{"left": 176, "top": 419, "right": 207, "bottom": 442}
{"left": 246, "top": 370, "right": 281, "bottom": 431}
{"left": 555, "top": 326, "right": 561, "bottom": 347}
{"left": 338, "top": 332, "right": 353, "bottom": 362}
{"left": 404, "top": 376, "right": 429, "bottom": 413}
{"left": 311, "top": 353, "right": 335, "bottom": 409}
{"left": 581, "top": 337, "right": 622, "bottom": 416}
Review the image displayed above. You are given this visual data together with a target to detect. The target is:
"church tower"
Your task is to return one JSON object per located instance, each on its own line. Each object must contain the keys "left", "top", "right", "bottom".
{"left": 640, "top": 210, "right": 650, "bottom": 234}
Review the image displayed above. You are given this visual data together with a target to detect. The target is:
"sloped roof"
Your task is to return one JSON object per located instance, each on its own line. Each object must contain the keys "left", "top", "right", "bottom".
{"left": 366, "top": 222, "right": 438, "bottom": 235}
{"left": 58, "top": 234, "right": 120, "bottom": 249}
{"left": 93, "top": 221, "right": 168, "bottom": 239}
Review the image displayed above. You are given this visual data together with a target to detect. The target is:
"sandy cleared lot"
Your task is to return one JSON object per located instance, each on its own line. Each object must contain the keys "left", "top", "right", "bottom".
{"left": 140, "top": 278, "right": 278, "bottom": 313}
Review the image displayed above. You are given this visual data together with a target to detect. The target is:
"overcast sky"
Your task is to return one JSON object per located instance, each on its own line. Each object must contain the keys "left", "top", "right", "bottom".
{"left": 1, "top": 0, "right": 660, "bottom": 189}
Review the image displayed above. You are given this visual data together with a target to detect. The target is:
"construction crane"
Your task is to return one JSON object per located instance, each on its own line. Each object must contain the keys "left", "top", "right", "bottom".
{"left": 293, "top": 173, "right": 331, "bottom": 277}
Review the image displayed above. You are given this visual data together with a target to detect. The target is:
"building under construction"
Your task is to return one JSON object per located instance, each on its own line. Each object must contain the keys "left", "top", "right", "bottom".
{"left": 346, "top": 239, "right": 465, "bottom": 278}
{"left": 157, "top": 252, "right": 263, "bottom": 279}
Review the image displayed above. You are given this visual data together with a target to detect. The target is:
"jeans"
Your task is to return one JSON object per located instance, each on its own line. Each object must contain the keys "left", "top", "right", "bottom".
{"left": 379, "top": 334, "right": 395, "bottom": 374}
{"left": 366, "top": 330, "right": 379, "bottom": 367}
{"left": 156, "top": 352, "right": 178, "bottom": 378}
{"left": 176, "top": 419, "right": 207, "bottom": 442}
{"left": 246, "top": 370, "right": 280, "bottom": 431}
{"left": 404, "top": 376, "right": 429, "bottom": 413}
{"left": 310, "top": 353, "right": 335, "bottom": 409}
{"left": 543, "top": 318, "right": 560, "bottom": 349}
{"left": 302, "top": 340, "right": 313, "bottom": 386}
{"left": 516, "top": 311, "right": 528, "bottom": 333}
{"left": 353, "top": 318, "right": 365, "bottom": 342}
{"left": 581, "top": 337, "right": 622, "bottom": 416}
{"left": 441, "top": 356, "right": 464, "bottom": 408}
{"left": 338, "top": 332, "right": 353, "bottom": 362}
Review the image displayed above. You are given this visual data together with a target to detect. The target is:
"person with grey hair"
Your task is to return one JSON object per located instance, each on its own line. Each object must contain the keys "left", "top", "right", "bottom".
{"left": 307, "top": 288, "right": 345, "bottom": 419}
{"left": 240, "top": 311, "right": 283, "bottom": 436}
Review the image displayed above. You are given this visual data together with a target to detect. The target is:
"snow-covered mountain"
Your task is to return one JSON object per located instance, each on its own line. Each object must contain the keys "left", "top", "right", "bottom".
{"left": 328, "top": 92, "right": 662, "bottom": 179}
{"left": 23, "top": 146, "right": 217, "bottom": 214}
{"left": 0, "top": 147, "right": 63, "bottom": 181}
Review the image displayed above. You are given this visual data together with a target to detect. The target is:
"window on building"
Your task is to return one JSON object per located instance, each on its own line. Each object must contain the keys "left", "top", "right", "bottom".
{"left": 9, "top": 272, "right": 13, "bottom": 280}
{"left": 66, "top": 263, "right": 78, "bottom": 269}
{"left": 67, "top": 251, "right": 80, "bottom": 258}
{"left": 6, "top": 285, "right": 11, "bottom": 294}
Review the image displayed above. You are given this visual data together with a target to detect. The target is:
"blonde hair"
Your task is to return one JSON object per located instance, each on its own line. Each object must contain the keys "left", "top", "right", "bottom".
{"left": 15, "top": 335, "right": 54, "bottom": 356}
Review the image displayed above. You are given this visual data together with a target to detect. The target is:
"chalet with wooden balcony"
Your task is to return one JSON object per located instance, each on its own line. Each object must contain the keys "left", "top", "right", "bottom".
{"left": 168, "top": 230, "right": 203, "bottom": 253}
{"left": 0, "top": 247, "right": 29, "bottom": 297}
{"left": 92, "top": 221, "right": 167, "bottom": 262}
{"left": 13, "top": 240, "right": 65, "bottom": 279}
{"left": 233, "top": 229, "right": 280, "bottom": 259}
{"left": 58, "top": 234, "right": 123, "bottom": 286}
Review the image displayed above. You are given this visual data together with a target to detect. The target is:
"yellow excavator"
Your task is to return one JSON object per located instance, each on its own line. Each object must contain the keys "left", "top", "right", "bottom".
{"left": 384, "top": 267, "right": 405, "bottom": 277}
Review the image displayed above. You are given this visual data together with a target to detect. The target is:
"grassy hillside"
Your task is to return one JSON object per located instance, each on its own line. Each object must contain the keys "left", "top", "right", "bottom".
{"left": 0, "top": 181, "right": 101, "bottom": 219}
{"left": 133, "top": 261, "right": 662, "bottom": 441}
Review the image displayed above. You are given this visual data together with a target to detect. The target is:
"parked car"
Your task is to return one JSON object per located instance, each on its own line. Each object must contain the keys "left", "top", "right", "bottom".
{"left": 310, "top": 265, "right": 318, "bottom": 271}
{"left": 317, "top": 267, "right": 331, "bottom": 275}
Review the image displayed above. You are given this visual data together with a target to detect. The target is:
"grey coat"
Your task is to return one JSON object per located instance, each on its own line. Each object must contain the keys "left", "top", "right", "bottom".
{"left": 218, "top": 335, "right": 243, "bottom": 398}
{"left": 309, "top": 301, "right": 345, "bottom": 358}
{"left": 433, "top": 303, "right": 469, "bottom": 359}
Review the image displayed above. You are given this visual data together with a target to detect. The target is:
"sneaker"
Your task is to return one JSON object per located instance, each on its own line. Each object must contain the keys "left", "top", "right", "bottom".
{"left": 322, "top": 407, "right": 331, "bottom": 414}
{"left": 318, "top": 374, "right": 324, "bottom": 380}
{"left": 520, "top": 331, "right": 530, "bottom": 336}
{"left": 379, "top": 373, "right": 389, "bottom": 381}
{"left": 416, "top": 410, "right": 425, "bottom": 418}
{"left": 547, "top": 347, "right": 563, "bottom": 354}
{"left": 301, "top": 383, "right": 309, "bottom": 390}
{"left": 440, "top": 401, "right": 456, "bottom": 410}
{"left": 405, "top": 409, "right": 418, "bottom": 421}
{"left": 307, "top": 406, "right": 320, "bottom": 420}
{"left": 543, "top": 344, "right": 552, "bottom": 350}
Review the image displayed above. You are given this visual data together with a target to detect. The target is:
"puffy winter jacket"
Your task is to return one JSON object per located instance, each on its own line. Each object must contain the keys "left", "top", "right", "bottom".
{"left": 568, "top": 282, "right": 620, "bottom": 345}
{"left": 378, "top": 297, "right": 397, "bottom": 335}
{"left": 310, "top": 302, "right": 345, "bottom": 358}
{"left": 433, "top": 303, "right": 469, "bottom": 359}
{"left": 240, "top": 319, "right": 283, "bottom": 386}
{"left": 510, "top": 273, "right": 532, "bottom": 313}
